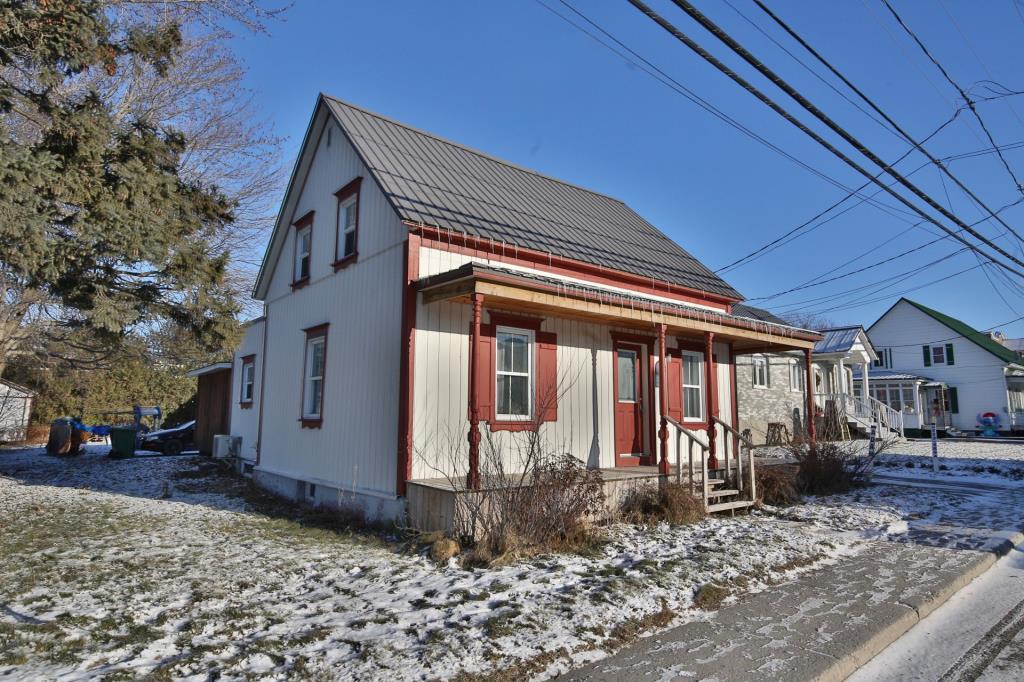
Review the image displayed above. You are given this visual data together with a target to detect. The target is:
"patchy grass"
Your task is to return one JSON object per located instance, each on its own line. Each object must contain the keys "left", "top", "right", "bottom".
{"left": 692, "top": 583, "right": 731, "bottom": 610}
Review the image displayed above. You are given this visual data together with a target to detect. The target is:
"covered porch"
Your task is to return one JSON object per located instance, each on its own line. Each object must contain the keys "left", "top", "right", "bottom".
{"left": 405, "top": 262, "right": 820, "bottom": 530}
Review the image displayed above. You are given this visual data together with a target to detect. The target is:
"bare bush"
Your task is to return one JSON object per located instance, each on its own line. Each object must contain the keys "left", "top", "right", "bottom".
{"left": 755, "top": 464, "right": 800, "bottom": 506}
{"left": 786, "top": 436, "right": 895, "bottom": 495}
{"left": 429, "top": 426, "right": 605, "bottom": 565}
{"left": 619, "top": 482, "right": 706, "bottom": 526}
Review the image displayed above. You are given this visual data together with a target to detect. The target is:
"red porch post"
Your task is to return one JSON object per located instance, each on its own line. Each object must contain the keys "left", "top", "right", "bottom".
{"left": 804, "top": 347, "right": 817, "bottom": 446}
{"left": 657, "top": 323, "right": 670, "bottom": 475}
{"left": 467, "top": 293, "right": 483, "bottom": 489}
{"left": 705, "top": 331, "right": 719, "bottom": 470}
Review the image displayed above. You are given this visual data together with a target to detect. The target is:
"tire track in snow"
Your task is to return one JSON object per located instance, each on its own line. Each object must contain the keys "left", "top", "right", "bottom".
{"left": 939, "top": 595, "right": 1024, "bottom": 681}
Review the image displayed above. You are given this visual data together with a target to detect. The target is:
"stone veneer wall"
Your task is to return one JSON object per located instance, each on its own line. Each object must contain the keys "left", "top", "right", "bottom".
{"left": 735, "top": 353, "right": 808, "bottom": 445}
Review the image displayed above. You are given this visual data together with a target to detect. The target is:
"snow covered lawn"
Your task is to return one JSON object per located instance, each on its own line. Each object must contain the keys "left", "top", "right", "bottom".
{"left": 757, "top": 439, "right": 1024, "bottom": 485}
{"left": 0, "top": 446, "right": 990, "bottom": 680}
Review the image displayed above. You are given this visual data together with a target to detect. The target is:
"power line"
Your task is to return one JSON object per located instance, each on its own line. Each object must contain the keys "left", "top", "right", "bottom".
{"left": 751, "top": 0, "right": 1024, "bottom": 254}
{"left": 633, "top": 0, "right": 1024, "bottom": 279}
{"left": 879, "top": 0, "right": 1024, "bottom": 194}
{"left": 530, "top": 0, "right": 918, "bottom": 218}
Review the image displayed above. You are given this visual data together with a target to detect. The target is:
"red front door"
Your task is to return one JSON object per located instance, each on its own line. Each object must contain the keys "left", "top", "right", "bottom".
{"left": 614, "top": 344, "right": 644, "bottom": 465}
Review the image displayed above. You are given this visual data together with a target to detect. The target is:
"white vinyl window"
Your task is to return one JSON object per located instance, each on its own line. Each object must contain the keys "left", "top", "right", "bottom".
{"left": 240, "top": 359, "right": 255, "bottom": 403}
{"left": 789, "top": 360, "right": 805, "bottom": 392}
{"left": 681, "top": 350, "right": 704, "bottom": 422}
{"left": 752, "top": 355, "right": 769, "bottom": 388}
{"left": 337, "top": 195, "right": 358, "bottom": 260}
{"left": 496, "top": 327, "right": 533, "bottom": 420}
{"left": 303, "top": 335, "right": 326, "bottom": 419}
{"left": 294, "top": 224, "right": 312, "bottom": 281}
{"left": 931, "top": 345, "right": 945, "bottom": 365}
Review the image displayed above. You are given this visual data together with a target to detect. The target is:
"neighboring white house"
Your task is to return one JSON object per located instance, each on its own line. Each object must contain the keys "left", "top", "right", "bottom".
{"left": 225, "top": 95, "right": 820, "bottom": 526}
{"left": 856, "top": 297, "right": 1024, "bottom": 435}
{"left": 0, "top": 379, "right": 33, "bottom": 442}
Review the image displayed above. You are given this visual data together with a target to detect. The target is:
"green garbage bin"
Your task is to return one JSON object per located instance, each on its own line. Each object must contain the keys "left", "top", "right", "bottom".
{"left": 109, "top": 427, "right": 137, "bottom": 459}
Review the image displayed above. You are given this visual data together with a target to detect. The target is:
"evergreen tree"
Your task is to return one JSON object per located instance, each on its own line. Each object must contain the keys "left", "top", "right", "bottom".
{"left": 0, "top": 0, "right": 255, "bottom": 362}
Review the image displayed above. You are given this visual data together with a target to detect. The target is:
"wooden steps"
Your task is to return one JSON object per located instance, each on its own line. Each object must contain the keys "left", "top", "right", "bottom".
{"left": 707, "top": 499, "right": 755, "bottom": 513}
{"left": 707, "top": 488, "right": 740, "bottom": 499}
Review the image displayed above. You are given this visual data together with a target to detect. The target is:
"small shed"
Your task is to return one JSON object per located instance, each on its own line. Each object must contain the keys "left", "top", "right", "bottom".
{"left": 186, "top": 362, "right": 232, "bottom": 455}
{"left": 0, "top": 379, "right": 34, "bottom": 442}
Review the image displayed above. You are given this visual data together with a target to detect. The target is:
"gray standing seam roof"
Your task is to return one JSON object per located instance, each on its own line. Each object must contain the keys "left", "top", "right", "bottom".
{"left": 324, "top": 96, "right": 741, "bottom": 300}
{"left": 814, "top": 326, "right": 864, "bottom": 355}
{"left": 731, "top": 303, "right": 789, "bottom": 326}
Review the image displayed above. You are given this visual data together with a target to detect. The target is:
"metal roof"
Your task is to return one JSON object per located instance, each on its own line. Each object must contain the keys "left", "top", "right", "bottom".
{"left": 731, "top": 303, "right": 789, "bottom": 326}
{"left": 324, "top": 96, "right": 742, "bottom": 300}
{"left": 851, "top": 368, "right": 933, "bottom": 382}
{"left": 814, "top": 326, "right": 865, "bottom": 355}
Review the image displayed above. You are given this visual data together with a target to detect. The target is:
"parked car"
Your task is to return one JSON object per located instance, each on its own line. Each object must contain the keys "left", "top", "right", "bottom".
{"left": 139, "top": 420, "right": 195, "bottom": 456}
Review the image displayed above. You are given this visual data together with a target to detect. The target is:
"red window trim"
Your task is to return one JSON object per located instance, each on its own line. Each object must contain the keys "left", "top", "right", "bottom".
{"left": 291, "top": 210, "right": 315, "bottom": 289}
{"left": 674, "top": 337, "right": 710, "bottom": 429}
{"left": 299, "top": 323, "right": 329, "bottom": 429}
{"left": 477, "top": 315, "right": 557, "bottom": 432}
{"left": 239, "top": 354, "right": 256, "bottom": 408}
{"left": 333, "top": 177, "right": 362, "bottom": 271}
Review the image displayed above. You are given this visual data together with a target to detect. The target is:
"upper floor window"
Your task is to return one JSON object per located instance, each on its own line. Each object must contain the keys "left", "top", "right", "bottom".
{"left": 496, "top": 327, "right": 532, "bottom": 420}
{"left": 924, "top": 343, "right": 954, "bottom": 367}
{"left": 292, "top": 211, "right": 314, "bottom": 286}
{"left": 334, "top": 177, "right": 362, "bottom": 269}
{"left": 752, "top": 355, "right": 769, "bottom": 388}
{"left": 874, "top": 348, "right": 892, "bottom": 369}
{"left": 681, "top": 351, "right": 704, "bottom": 422}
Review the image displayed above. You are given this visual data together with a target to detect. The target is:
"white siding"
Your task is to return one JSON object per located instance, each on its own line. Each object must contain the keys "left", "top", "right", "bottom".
{"left": 258, "top": 116, "right": 407, "bottom": 498}
{"left": 229, "top": 318, "right": 265, "bottom": 462}
{"left": 868, "top": 300, "right": 1010, "bottom": 431}
{"left": 411, "top": 298, "right": 736, "bottom": 480}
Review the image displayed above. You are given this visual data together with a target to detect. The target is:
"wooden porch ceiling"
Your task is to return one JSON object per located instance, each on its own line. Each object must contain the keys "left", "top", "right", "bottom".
{"left": 416, "top": 264, "right": 820, "bottom": 352}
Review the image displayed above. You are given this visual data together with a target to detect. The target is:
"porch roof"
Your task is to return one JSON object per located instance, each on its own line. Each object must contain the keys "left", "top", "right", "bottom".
{"left": 852, "top": 368, "right": 936, "bottom": 383}
{"left": 415, "top": 263, "right": 821, "bottom": 352}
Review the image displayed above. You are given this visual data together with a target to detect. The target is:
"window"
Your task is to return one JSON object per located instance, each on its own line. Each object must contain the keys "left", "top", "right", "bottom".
{"left": 496, "top": 327, "right": 533, "bottom": 419}
{"left": 931, "top": 345, "right": 945, "bottom": 365}
{"left": 239, "top": 355, "right": 256, "bottom": 406}
{"left": 874, "top": 348, "right": 892, "bottom": 369}
{"left": 301, "top": 326, "right": 328, "bottom": 425}
{"left": 334, "top": 177, "right": 361, "bottom": 268}
{"left": 924, "top": 343, "right": 955, "bottom": 367}
{"left": 681, "top": 351, "right": 704, "bottom": 422}
{"left": 294, "top": 222, "right": 312, "bottom": 283}
{"left": 789, "top": 360, "right": 805, "bottom": 392}
{"left": 752, "top": 355, "right": 769, "bottom": 388}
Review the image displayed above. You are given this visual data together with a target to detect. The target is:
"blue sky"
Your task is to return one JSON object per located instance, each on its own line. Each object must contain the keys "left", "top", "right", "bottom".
{"left": 229, "top": 0, "right": 1024, "bottom": 335}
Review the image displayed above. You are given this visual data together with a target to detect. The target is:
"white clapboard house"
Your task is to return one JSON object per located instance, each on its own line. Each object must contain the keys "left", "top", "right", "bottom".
{"left": 227, "top": 95, "right": 821, "bottom": 527}
{"left": 856, "top": 298, "right": 1024, "bottom": 436}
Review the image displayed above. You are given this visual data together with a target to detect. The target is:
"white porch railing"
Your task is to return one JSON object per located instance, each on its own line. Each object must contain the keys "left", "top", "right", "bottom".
{"left": 814, "top": 392, "right": 904, "bottom": 439}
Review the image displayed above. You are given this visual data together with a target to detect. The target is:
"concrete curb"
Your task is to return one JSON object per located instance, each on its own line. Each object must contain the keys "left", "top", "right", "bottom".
{"left": 825, "top": 531, "right": 1024, "bottom": 682}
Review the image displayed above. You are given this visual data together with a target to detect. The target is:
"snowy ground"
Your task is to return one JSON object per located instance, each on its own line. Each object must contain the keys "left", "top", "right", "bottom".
{"left": 0, "top": 445, "right": 1011, "bottom": 681}
{"left": 757, "top": 438, "right": 1024, "bottom": 486}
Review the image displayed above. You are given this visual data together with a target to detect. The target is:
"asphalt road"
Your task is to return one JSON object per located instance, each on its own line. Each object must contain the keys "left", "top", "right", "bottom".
{"left": 849, "top": 479, "right": 1024, "bottom": 682}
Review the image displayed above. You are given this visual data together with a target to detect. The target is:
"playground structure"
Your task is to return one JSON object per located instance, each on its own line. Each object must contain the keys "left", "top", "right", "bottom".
{"left": 45, "top": 405, "right": 163, "bottom": 457}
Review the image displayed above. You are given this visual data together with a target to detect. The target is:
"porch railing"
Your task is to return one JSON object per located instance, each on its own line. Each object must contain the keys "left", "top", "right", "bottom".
{"left": 813, "top": 392, "right": 905, "bottom": 439}
{"left": 666, "top": 415, "right": 756, "bottom": 510}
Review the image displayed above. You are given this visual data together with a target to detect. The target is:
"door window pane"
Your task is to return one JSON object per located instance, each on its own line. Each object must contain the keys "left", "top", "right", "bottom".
{"left": 617, "top": 350, "right": 637, "bottom": 402}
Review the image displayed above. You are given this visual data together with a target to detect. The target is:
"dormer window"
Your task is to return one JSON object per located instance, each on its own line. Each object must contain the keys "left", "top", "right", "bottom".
{"left": 291, "top": 211, "right": 314, "bottom": 288}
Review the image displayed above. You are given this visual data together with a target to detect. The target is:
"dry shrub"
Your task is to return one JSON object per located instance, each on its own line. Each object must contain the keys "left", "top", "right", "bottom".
{"left": 620, "top": 482, "right": 706, "bottom": 526}
{"left": 435, "top": 429, "right": 606, "bottom": 565}
{"left": 692, "top": 583, "right": 730, "bottom": 610}
{"left": 756, "top": 464, "right": 800, "bottom": 506}
{"left": 786, "top": 436, "right": 894, "bottom": 495}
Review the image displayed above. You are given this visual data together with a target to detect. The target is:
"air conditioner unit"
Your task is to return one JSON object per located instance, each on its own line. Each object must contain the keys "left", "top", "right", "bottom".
{"left": 212, "top": 435, "right": 241, "bottom": 459}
